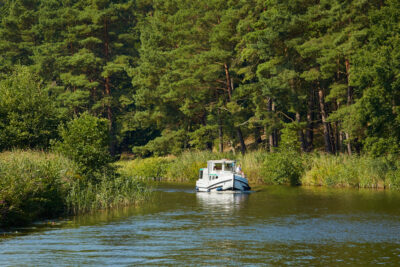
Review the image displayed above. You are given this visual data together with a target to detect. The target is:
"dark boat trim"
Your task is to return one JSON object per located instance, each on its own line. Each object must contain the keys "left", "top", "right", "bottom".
{"left": 196, "top": 177, "right": 251, "bottom": 191}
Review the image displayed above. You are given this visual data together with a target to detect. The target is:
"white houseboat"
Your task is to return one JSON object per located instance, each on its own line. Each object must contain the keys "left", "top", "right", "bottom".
{"left": 196, "top": 160, "right": 251, "bottom": 192}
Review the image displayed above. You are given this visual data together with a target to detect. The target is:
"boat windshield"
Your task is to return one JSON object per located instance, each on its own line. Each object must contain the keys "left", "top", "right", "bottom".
{"left": 208, "top": 160, "right": 236, "bottom": 173}
{"left": 224, "top": 163, "right": 235, "bottom": 172}
{"left": 213, "top": 163, "right": 223, "bottom": 171}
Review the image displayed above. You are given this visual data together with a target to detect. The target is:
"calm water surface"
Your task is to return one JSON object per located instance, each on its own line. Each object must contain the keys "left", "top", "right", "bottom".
{"left": 1, "top": 184, "right": 400, "bottom": 265}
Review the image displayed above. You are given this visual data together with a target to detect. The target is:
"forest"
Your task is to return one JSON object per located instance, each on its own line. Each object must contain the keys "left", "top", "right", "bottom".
{"left": 0, "top": 0, "right": 400, "bottom": 158}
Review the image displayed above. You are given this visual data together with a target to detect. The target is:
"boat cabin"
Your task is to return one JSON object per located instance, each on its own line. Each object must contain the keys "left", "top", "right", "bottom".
{"left": 208, "top": 160, "right": 236, "bottom": 173}
{"left": 198, "top": 160, "right": 236, "bottom": 181}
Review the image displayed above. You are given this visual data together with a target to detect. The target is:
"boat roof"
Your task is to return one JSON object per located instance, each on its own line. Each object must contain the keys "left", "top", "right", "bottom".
{"left": 207, "top": 159, "right": 236, "bottom": 164}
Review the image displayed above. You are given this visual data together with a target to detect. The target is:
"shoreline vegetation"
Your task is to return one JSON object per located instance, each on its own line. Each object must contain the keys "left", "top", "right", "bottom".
{"left": 0, "top": 150, "right": 150, "bottom": 229}
{"left": 0, "top": 114, "right": 151, "bottom": 229}
{"left": 118, "top": 150, "right": 400, "bottom": 190}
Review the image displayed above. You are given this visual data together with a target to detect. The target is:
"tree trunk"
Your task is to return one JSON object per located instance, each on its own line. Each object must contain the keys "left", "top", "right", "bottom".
{"left": 328, "top": 122, "right": 336, "bottom": 154}
{"left": 306, "top": 90, "right": 314, "bottom": 152}
{"left": 224, "top": 63, "right": 232, "bottom": 100}
{"left": 335, "top": 121, "right": 341, "bottom": 153}
{"left": 103, "top": 18, "right": 115, "bottom": 156}
{"left": 269, "top": 135, "right": 274, "bottom": 152}
{"left": 229, "top": 140, "right": 236, "bottom": 154}
{"left": 202, "top": 114, "right": 213, "bottom": 151}
{"left": 345, "top": 132, "right": 352, "bottom": 155}
{"left": 332, "top": 101, "right": 341, "bottom": 153}
{"left": 104, "top": 76, "right": 115, "bottom": 156}
{"left": 267, "top": 98, "right": 274, "bottom": 152}
{"left": 236, "top": 127, "right": 246, "bottom": 155}
{"left": 218, "top": 115, "right": 223, "bottom": 153}
{"left": 254, "top": 127, "right": 262, "bottom": 145}
{"left": 264, "top": 125, "right": 269, "bottom": 150}
{"left": 296, "top": 112, "right": 306, "bottom": 152}
{"left": 271, "top": 101, "right": 278, "bottom": 148}
{"left": 224, "top": 63, "right": 246, "bottom": 154}
{"left": 318, "top": 87, "right": 333, "bottom": 153}
{"left": 345, "top": 58, "right": 353, "bottom": 155}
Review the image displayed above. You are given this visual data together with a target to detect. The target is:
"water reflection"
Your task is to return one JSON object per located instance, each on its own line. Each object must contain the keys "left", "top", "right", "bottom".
{"left": 196, "top": 192, "right": 249, "bottom": 213}
{"left": 2, "top": 185, "right": 400, "bottom": 266}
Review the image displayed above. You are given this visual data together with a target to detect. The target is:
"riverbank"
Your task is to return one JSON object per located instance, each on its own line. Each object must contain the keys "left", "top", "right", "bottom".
{"left": 118, "top": 151, "right": 400, "bottom": 189}
{"left": 0, "top": 150, "right": 150, "bottom": 228}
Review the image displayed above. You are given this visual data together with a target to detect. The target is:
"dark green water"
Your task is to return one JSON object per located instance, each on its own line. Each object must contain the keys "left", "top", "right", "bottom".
{"left": 1, "top": 184, "right": 400, "bottom": 265}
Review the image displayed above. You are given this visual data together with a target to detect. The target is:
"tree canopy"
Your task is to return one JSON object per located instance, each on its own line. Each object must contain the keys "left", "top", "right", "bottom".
{"left": 0, "top": 0, "right": 399, "bottom": 157}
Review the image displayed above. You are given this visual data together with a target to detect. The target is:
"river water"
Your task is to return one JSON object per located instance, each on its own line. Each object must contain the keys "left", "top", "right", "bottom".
{"left": 1, "top": 184, "right": 400, "bottom": 265}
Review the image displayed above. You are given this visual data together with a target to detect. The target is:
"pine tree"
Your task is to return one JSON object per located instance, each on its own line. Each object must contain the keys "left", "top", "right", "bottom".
{"left": 31, "top": 0, "right": 141, "bottom": 155}
{"left": 0, "top": 0, "right": 40, "bottom": 73}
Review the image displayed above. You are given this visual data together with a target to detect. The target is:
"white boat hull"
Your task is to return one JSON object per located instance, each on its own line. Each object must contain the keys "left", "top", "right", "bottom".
{"left": 196, "top": 175, "right": 251, "bottom": 192}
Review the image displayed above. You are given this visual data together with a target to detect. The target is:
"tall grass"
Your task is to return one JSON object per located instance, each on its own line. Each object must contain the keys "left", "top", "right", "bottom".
{"left": 119, "top": 150, "right": 400, "bottom": 189}
{"left": 236, "top": 150, "right": 266, "bottom": 184}
{"left": 118, "top": 151, "right": 234, "bottom": 182}
{"left": 117, "top": 157, "right": 172, "bottom": 181}
{"left": 66, "top": 174, "right": 150, "bottom": 214}
{"left": 302, "top": 154, "right": 400, "bottom": 189}
{"left": 0, "top": 150, "right": 150, "bottom": 228}
{"left": 0, "top": 150, "right": 76, "bottom": 226}
{"left": 166, "top": 151, "right": 233, "bottom": 182}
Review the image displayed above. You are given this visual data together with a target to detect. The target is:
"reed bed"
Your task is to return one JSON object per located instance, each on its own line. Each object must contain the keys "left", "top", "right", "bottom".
{"left": 302, "top": 154, "right": 400, "bottom": 189}
{"left": 118, "top": 151, "right": 400, "bottom": 189}
{"left": 0, "top": 150, "right": 150, "bottom": 228}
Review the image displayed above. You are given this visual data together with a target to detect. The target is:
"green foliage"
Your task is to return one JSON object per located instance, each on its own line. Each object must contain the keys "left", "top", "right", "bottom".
{"left": 1, "top": 0, "right": 400, "bottom": 159}
{"left": 0, "top": 0, "right": 39, "bottom": 72}
{"left": 279, "top": 124, "right": 302, "bottom": 153}
{"left": 0, "top": 66, "right": 59, "bottom": 150}
{"left": 53, "top": 113, "right": 112, "bottom": 181}
{"left": 0, "top": 150, "right": 77, "bottom": 227}
{"left": 236, "top": 150, "right": 266, "bottom": 183}
{"left": 189, "top": 125, "right": 217, "bottom": 150}
{"left": 119, "top": 149, "right": 400, "bottom": 192}
{"left": 118, "top": 157, "right": 171, "bottom": 180}
{"left": 132, "top": 130, "right": 188, "bottom": 157}
{"left": 65, "top": 173, "right": 150, "bottom": 214}
{"left": 0, "top": 150, "right": 150, "bottom": 228}
{"left": 302, "top": 154, "right": 399, "bottom": 188}
{"left": 261, "top": 125, "right": 304, "bottom": 185}
{"left": 363, "top": 137, "right": 400, "bottom": 158}
{"left": 261, "top": 151, "right": 305, "bottom": 186}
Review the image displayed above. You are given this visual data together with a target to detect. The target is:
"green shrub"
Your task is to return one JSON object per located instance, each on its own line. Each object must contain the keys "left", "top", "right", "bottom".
{"left": 0, "top": 66, "right": 59, "bottom": 150}
{"left": 0, "top": 150, "right": 151, "bottom": 228}
{"left": 118, "top": 157, "right": 171, "bottom": 180}
{"left": 387, "top": 168, "right": 400, "bottom": 189}
{"left": 53, "top": 112, "right": 112, "bottom": 182}
{"left": 363, "top": 137, "right": 400, "bottom": 157}
{"left": 0, "top": 150, "right": 77, "bottom": 227}
{"left": 261, "top": 151, "right": 304, "bottom": 185}
{"left": 261, "top": 125, "right": 305, "bottom": 185}
{"left": 132, "top": 129, "right": 187, "bottom": 157}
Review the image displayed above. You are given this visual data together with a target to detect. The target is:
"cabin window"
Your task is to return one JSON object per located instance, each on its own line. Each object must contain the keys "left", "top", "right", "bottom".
{"left": 224, "top": 163, "right": 234, "bottom": 172}
{"left": 213, "top": 163, "right": 222, "bottom": 171}
{"left": 209, "top": 175, "right": 218, "bottom": 180}
{"left": 199, "top": 170, "right": 203, "bottom": 179}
